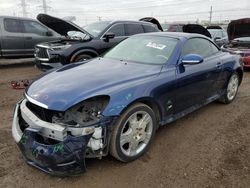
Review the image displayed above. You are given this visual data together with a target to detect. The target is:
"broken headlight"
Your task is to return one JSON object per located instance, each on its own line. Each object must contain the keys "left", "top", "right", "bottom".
{"left": 52, "top": 96, "right": 110, "bottom": 127}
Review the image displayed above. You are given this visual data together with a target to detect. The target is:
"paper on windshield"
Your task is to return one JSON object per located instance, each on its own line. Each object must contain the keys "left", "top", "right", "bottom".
{"left": 146, "top": 42, "right": 166, "bottom": 50}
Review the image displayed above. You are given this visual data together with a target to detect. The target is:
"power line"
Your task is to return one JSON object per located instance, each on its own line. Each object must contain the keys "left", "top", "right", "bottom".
{"left": 54, "top": 0, "right": 203, "bottom": 13}
{"left": 36, "top": 0, "right": 52, "bottom": 14}
{"left": 209, "top": 6, "right": 213, "bottom": 24}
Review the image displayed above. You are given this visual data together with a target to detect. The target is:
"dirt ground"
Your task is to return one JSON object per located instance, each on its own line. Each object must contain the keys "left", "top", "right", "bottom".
{"left": 0, "top": 66, "right": 250, "bottom": 188}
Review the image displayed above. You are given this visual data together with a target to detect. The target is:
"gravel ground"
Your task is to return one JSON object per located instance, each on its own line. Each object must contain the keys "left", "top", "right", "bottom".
{"left": 0, "top": 66, "right": 249, "bottom": 188}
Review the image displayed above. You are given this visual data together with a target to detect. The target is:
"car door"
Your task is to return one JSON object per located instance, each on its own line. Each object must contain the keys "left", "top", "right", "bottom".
{"left": 1, "top": 18, "right": 25, "bottom": 56}
{"left": 97, "top": 23, "right": 127, "bottom": 54}
{"left": 22, "top": 20, "right": 54, "bottom": 56}
{"left": 174, "top": 37, "right": 222, "bottom": 113}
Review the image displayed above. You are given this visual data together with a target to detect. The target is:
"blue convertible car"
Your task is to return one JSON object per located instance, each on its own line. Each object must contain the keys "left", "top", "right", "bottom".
{"left": 12, "top": 32, "right": 243, "bottom": 175}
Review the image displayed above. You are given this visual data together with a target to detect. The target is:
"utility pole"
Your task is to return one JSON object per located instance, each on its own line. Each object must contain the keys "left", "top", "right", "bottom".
{"left": 37, "top": 0, "right": 51, "bottom": 14}
{"left": 97, "top": 16, "right": 102, "bottom": 21}
{"left": 21, "top": 0, "right": 28, "bottom": 17}
{"left": 42, "top": 0, "right": 48, "bottom": 14}
{"left": 209, "top": 6, "right": 213, "bottom": 25}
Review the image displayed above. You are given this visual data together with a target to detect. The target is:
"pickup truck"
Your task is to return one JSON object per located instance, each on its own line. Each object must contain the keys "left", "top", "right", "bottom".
{"left": 0, "top": 16, "right": 60, "bottom": 57}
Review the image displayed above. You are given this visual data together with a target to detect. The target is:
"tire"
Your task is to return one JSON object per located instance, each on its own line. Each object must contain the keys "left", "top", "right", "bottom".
{"left": 73, "top": 54, "right": 93, "bottom": 63}
{"left": 220, "top": 73, "right": 239, "bottom": 104}
{"left": 110, "top": 103, "right": 157, "bottom": 162}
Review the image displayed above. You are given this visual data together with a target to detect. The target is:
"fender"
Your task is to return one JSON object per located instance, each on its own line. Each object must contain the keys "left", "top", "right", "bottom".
{"left": 70, "top": 48, "right": 99, "bottom": 63}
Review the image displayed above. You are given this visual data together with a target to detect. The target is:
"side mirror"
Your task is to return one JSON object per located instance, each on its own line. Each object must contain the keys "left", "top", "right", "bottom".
{"left": 46, "top": 30, "right": 53, "bottom": 36}
{"left": 181, "top": 54, "right": 203, "bottom": 65}
{"left": 103, "top": 32, "right": 115, "bottom": 42}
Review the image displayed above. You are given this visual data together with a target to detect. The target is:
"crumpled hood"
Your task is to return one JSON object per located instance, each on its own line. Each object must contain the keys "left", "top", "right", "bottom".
{"left": 26, "top": 58, "right": 162, "bottom": 111}
{"left": 37, "top": 14, "right": 93, "bottom": 37}
{"left": 227, "top": 18, "right": 250, "bottom": 41}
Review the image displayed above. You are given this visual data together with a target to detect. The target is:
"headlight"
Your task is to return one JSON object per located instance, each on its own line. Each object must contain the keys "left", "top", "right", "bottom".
{"left": 51, "top": 44, "right": 72, "bottom": 51}
{"left": 52, "top": 96, "right": 110, "bottom": 127}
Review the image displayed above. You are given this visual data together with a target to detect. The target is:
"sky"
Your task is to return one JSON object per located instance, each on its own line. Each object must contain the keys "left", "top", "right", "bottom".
{"left": 0, "top": 0, "right": 249, "bottom": 25}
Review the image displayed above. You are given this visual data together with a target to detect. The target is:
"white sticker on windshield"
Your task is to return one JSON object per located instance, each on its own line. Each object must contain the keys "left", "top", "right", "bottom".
{"left": 146, "top": 42, "right": 166, "bottom": 50}
{"left": 92, "top": 29, "right": 101, "bottom": 33}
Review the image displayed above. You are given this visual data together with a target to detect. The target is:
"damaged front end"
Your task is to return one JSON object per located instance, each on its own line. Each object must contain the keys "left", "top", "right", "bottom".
{"left": 12, "top": 96, "right": 117, "bottom": 176}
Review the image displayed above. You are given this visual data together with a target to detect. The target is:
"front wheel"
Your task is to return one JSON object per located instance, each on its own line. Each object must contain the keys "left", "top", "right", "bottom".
{"left": 73, "top": 54, "right": 93, "bottom": 63}
{"left": 110, "top": 103, "right": 157, "bottom": 162}
{"left": 220, "top": 73, "right": 239, "bottom": 104}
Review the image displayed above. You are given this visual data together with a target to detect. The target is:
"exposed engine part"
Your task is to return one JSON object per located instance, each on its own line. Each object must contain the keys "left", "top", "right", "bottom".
{"left": 52, "top": 96, "right": 109, "bottom": 127}
{"left": 87, "top": 127, "right": 103, "bottom": 151}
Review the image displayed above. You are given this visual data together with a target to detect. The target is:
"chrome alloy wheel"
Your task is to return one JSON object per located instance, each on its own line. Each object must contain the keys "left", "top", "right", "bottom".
{"left": 119, "top": 111, "right": 153, "bottom": 157}
{"left": 227, "top": 74, "right": 239, "bottom": 101}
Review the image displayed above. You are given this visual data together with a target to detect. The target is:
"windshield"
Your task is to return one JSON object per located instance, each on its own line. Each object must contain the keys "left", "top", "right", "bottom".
{"left": 104, "top": 35, "right": 178, "bottom": 64}
{"left": 83, "top": 21, "right": 111, "bottom": 37}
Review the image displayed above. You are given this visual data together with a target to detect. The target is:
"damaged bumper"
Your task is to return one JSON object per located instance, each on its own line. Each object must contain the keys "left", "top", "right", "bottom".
{"left": 12, "top": 99, "right": 116, "bottom": 176}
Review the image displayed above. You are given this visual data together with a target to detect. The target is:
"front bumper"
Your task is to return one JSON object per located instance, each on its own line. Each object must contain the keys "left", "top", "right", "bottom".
{"left": 12, "top": 100, "right": 116, "bottom": 176}
{"left": 18, "top": 128, "right": 91, "bottom": 176}
{"left": 34, "top": 58, "right": 63, "bottom": 71}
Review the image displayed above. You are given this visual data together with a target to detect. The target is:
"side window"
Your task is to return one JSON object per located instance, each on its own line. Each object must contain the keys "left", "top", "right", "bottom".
{"left": 182, "top": 38, "right": 219, "bottom": 58}
{"left": 107, "top": 24, "right": 125, "bottom": 37}
{"left": 125, "top": 24, "right": 144, "bottom": 36}
{"left": 142, "top": 24, "right": 158, "bottom": 33}
{"left": 4, "top": 18, "right": 23, "bottom": 33}
{"left": 22, "top": 20, "right": 48, "bottom": 36}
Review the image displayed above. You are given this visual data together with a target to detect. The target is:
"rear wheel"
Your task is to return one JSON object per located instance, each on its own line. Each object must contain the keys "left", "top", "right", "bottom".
{"left": 220, "top": 73, "right": 239, "bottom": 104}
{"left": 110, "top": 103, "right": 157, "bottom": 162}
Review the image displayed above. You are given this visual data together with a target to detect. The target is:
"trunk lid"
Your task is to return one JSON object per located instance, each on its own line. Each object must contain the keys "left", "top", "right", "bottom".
{"left": 227, "top": 18, "right": 250, "bottom": 41}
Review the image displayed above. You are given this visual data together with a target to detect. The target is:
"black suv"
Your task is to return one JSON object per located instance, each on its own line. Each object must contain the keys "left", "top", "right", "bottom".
{"left": 35, "top": 14, "right": 160, "bottom": 70}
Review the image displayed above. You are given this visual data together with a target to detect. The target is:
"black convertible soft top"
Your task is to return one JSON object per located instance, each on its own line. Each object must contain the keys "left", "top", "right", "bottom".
{"left": 183, "top": 24, "right": 212, "bottom": 38}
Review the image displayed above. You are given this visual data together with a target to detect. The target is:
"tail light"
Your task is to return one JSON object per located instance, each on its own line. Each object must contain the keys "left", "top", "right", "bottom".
{"left": 240, "top": 56, "right": 250, "bottom": 65}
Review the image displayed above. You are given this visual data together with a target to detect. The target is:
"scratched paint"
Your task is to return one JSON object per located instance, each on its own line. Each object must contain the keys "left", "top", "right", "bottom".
{"left": 109, "top": 104, "right": 126, "bottom": 113}
{"left": 125, "top": 93, "right": 133, "bottom": 100}
{"left": 32, "top": 148, "right": 39, "bottom": 158}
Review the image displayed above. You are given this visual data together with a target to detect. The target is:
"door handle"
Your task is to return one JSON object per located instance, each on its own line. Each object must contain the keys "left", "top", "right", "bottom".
{"left": 26, "top": 37, "right": 32, "bottom": 40}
